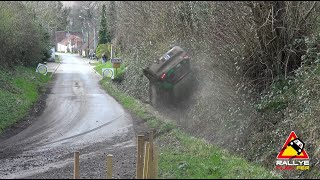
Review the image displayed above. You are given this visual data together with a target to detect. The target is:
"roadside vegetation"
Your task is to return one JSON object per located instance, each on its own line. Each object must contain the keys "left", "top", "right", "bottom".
{"left": 158, "top": 129, "right": 280, "bottom": 179}
{"left": 97, "top": 68, "right": 281, "bottom": 179}
{"left": 246, "top": 35, "right": 320, "bottom": 178}
{"left": 0, "top": 1, "right": 66, "bottom": 134}
{"left": 94, "top": 61, "right": 126, "bottom": 82}
{"left": 84, "top": 1, "right": 320, "bottom": 178}
{"left": 1, "top": 1, "right": 320, "bottom": 178}
{"left": 0, "top": 66, "right": 51, "bottom": 133}
{"left": 0, "top": 1, "right": 68, "bottom": 69}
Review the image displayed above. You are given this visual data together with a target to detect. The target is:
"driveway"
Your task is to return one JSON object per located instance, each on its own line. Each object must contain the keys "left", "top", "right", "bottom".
{"left": 0, "top": 53, "right": 136, "bottom": 179}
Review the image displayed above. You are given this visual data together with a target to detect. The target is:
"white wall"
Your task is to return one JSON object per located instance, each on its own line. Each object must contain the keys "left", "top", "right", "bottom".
{"left": 57, "top": 43, "right": 68, "bottom": 53}
{"left": 51, "top": 47, "right": 55, "bottom": 60}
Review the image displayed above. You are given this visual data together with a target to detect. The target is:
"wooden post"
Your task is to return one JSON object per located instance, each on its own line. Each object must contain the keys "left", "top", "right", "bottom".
{"left": 106, "top": 154, "right": 113, "bottom": 179}
{"left": 143, "top": 142, "right": 150, "bottom": 179}
{"left": 136, "top": 135, "right": 145, "bottom": 179}
{"left": 74, "top": 151, "right": 80, "bottom": 179}
{"left": 154, "top": 145, "right": 159, "bottom": 179}
{"left": 110, "top": 44, "right": 113, "bottom": 59}
{"left": 149, "top": 131, "right": 154, "bottom": 179}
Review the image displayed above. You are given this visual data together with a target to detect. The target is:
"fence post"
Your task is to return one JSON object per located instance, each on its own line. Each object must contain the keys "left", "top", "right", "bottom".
{"left": 74, "top": 151, "right": 80, "bottom": 179}
{"left": 143, "top": 142, "right": 151, "bottom": 179}
{"left": 149, "top": 131, "right": 154, "bottom": 179}
{"left": 136, "top": 135, "right": 145, "bottom": 179}
{"left": 106, "top": 154, "right": 113, "bottom": 179}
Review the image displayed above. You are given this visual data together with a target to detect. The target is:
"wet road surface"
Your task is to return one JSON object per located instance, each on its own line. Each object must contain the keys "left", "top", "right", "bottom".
{"left": 0, "top": 53, "right": 136, "bottom": 179}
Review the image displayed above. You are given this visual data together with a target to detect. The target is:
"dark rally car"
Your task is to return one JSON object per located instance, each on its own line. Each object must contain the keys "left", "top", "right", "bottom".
{"left": 143, "top": 46, "right": 195, "bottom": 107}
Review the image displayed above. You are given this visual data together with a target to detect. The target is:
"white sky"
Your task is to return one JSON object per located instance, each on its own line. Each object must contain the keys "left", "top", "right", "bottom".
{"left": 61, "top": 1, "right": 76, "bottom": 7}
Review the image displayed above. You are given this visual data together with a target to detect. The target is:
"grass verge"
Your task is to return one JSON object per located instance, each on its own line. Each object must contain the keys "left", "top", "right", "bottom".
{"left": 158, "top": 129, "right": 281, "bottom": 179}
{"left": 0, "top": 66, "right": 52, "bottom": 134}
{"left": 94, "top": 61, "right": 126, "bottom": 79}
{"left": 99, "top": 78, "right": 282, "bottom": 179}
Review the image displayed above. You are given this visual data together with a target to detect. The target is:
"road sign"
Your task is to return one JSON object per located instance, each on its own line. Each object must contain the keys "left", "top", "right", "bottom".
{"left": 102, "top": 68, "right": 114, "bottom": 79}
{"left": 113, "top": 63, "right": 120, "bottom": 68}
{"left": 111, "top": 58, "right": 122, "bottom": 64}
{"left": 36, "top": 63, "right": 48, "bottom": 75}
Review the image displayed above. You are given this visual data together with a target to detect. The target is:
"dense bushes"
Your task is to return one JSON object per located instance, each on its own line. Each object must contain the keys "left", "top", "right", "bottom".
{"left": 106, "top": 1, "right": 319, "bottom": 96}
{"left": 257, "top": 34, "right": 320, "bottom": 114}
{"left": 0, "top": 2, "right": 51, "bottom": 69}
{"left": 243, "top": 34, "right": 320, "bottom": 178}
{"left": 101, "top": 1, "right": 320, "bottom": 178}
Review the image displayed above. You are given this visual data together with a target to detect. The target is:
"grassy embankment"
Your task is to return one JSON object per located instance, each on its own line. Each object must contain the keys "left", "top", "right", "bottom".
{"left": 93, "top": 61, "right": 126, "bottom": 79}
{"left": 0, "top": 66, "right": 52, "bottom": 134}
{"left": 94, "top": 64, "right": 282, "bottom": 179}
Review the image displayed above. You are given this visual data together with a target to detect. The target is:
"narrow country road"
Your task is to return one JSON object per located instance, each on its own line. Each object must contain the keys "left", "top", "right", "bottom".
{"left": 0, "top": 53, "right": 136, "bottom": 179}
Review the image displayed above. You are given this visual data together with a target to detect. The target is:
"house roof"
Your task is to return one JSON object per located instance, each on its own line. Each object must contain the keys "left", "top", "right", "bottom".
{"left": 58, "top": 35, "right": 83, "bottom": 46}
{"left": 55, "top": 31, "right": 83, "bottom": 45}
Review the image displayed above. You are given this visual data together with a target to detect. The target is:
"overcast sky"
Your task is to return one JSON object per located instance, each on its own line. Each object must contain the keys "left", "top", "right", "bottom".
{"left": 61, "top": 1, "right": 76, "bottom": 7}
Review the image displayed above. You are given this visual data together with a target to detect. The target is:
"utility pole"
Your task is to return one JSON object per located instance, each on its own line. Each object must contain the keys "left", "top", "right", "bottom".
{"left": 87, "top": 31, "right": 89, "bottom": 57}
{"left": 93, "top": 24, "right": 96, "bottom": 52}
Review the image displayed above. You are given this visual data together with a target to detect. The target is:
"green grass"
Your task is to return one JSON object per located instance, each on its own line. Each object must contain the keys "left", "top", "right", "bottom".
{"left": 98, "top": 77, "right": 282, "bottom": 179}
{"left": 94, "top": 61, "right": 126, "bottom": 79}
{"left": 159, "top": 129, "right": 281, "bottom": 179}
{"left": 0, "top": 66, "right": 51, "bottom": 133}
{"left": 94, "top": 61, "right": 113, "bottom": 74}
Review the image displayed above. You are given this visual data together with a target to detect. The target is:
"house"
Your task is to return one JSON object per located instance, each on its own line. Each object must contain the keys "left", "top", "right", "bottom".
{"left": 54, "top": 31, "right": 83, "bottom": 51}
{"left": 57, "top": 35, "right": 83, "bottom": 53}
{"left": 57, "top": 38, "right": 68, "bottom": 53}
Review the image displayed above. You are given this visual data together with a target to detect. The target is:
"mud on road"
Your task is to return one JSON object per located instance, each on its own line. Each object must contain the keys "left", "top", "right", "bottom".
{"left": 0, "top": 54, "right": 150, "bottom": 179}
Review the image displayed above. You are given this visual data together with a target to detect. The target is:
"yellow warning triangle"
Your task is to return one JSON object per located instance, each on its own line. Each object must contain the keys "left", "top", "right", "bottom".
{"left": 277, "top": 131, "right": 309, "bottom": 159}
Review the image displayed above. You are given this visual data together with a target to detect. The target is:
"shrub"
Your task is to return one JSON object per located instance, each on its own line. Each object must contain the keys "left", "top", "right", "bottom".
{"left": 0, "top": 2, "right": 51, "bottom": 68}
{"left": 96, "top": 43, "right": 111, "bottom": 59}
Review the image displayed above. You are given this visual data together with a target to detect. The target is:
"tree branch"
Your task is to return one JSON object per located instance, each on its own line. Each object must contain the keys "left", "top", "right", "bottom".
{"left": 299, "top": 1, "right": 317, "bottom": 25}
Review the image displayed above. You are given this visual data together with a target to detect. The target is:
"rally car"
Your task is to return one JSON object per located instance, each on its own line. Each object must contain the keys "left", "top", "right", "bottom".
{"left": 143, "top": 46, "right": 195, "bottom": 107}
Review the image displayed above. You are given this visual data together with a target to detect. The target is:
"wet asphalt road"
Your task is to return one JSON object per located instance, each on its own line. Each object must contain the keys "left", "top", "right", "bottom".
{"left": 0, "top": 53, "right": 136, "bottom": 179}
